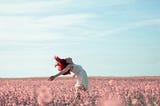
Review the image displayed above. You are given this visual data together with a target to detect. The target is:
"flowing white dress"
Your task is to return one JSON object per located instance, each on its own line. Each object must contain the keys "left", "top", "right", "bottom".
{"left": 69, "top": 63, "right": 88, "bottom": 90}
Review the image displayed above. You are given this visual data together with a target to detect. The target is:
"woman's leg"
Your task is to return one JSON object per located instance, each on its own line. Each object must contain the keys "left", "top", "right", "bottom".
{"left": 74, "top": 86, "right": 80, "bottom": 99}
{"left": 75, "top": 84, "right": 87, "bottom": 100}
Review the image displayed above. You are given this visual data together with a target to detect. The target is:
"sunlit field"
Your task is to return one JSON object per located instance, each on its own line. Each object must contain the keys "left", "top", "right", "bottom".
{"left": 0, "top": 76, "right": 160, "bottom": 106}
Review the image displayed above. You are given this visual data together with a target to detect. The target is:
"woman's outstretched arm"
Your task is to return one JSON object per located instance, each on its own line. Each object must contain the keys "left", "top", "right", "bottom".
{"left": 48, "top": 65, "right": 72, "bottom": 81}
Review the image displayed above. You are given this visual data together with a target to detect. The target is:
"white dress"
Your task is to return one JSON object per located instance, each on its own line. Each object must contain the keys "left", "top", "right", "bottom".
{"left": 69, "top": 63, "right": 88, "bottom": 90}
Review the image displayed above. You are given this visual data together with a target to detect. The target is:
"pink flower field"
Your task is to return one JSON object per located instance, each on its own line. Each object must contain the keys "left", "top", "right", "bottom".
{"left": 0, "top": 76, "right": 160, "bottom": 106}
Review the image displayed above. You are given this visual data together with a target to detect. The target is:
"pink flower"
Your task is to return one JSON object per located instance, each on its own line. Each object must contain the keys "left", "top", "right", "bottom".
{"left": 132, "top": 98, "right": 138, "bottom": 105}
{"left": 37, "top": 86, "right": 52, "bottom": 106}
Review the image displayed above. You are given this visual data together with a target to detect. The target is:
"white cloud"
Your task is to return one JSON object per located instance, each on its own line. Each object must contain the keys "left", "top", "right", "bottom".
{"left": 0, "top": 0, "right": 137, "bottom": 42}
{"left": 67, "top": 18, "right": 160, "bottom": 39}
{"left": 130, "top": 19, "right": 160, "bottom": 27}
{"left": 70, "top": 0, "right": 135, "bottom": 9}
{"left": 0, "top": 0, "right": 136, "bottom": 15}
{"left": 36, "top": 14, "right": 94, "bottom": 28}
{"left": 0, "top": 14, "right": 94, "bottom": 41}
{"left": 0, "top": 32, "right": 65, "bottom": 41}
{"left": 98, "top": 18, "right": 160, "bottom": 37}
{"left": 0, "top": 0, "right": 147, "bottom": 42}
{"left": 98, "top": 0, "right": 135, "bottom": 6}
{"left": 0, "top": 0, "right": 73, "bottom": 14}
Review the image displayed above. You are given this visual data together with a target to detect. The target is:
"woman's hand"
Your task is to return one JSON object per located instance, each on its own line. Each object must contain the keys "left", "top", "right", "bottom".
{"left": 48, "top": 75, "right": 56, "bottom": 81}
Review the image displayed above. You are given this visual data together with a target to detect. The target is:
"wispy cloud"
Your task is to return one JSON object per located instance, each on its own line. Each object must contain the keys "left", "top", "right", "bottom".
{"left": 67, "top": 18, "right": 160, "bottom": 40}
{"left": 0, "top": 14, "right": 94, "bottom": 41}
{"left": 70, "top": 0, "right": 135, "bottom": 8}
{"left": 35, "top": 14, "right": 94, "bottom": 28}
{"left": 98, "top": 18, "right": 160, "bottom": 37}
{"left": 0, "top": 0, "right": 73, "bottom": 14}
{"left": 0, "top": 0, "right": 136, "bottom": 15}
{"left": 0, "top": 0, "right": 137, "bottom": 42}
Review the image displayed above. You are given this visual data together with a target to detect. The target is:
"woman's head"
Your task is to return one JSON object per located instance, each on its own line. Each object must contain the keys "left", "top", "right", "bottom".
{"left": 65, "top": 57, "right": 73, "bottom": 64}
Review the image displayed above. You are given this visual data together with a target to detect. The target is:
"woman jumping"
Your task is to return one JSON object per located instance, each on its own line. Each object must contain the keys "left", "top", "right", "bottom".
{"left": 48, "top": 56, "right": 88, "bottom": 99}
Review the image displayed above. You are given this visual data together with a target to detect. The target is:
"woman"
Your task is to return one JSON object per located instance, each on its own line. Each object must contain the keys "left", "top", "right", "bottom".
{"left": 48, "top": 56, "right": 88, "bottom": 98}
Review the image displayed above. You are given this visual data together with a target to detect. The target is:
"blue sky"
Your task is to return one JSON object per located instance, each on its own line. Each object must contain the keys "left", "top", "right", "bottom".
{"left": 0, "top": 0, "right": 160, "bottom": 78}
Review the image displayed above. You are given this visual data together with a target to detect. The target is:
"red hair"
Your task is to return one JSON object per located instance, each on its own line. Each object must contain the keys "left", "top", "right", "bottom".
{"left": 54, "top": 56, "right": 71, "bottom": 75}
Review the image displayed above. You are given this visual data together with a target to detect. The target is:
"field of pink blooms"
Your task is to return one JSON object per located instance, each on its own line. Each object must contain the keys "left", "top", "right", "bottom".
{"left": 0, "top": 76, "right": 160, "bottom": 106}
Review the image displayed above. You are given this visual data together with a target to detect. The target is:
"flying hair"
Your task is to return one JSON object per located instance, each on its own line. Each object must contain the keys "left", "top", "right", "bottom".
{"left": 54, "top": 56, "right": 71, "bottom": 75}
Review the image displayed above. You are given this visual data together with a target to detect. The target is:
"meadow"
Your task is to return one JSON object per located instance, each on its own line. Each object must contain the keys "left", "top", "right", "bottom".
{"left": 0, "top": 76, "right": 160, "bottom": 106}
